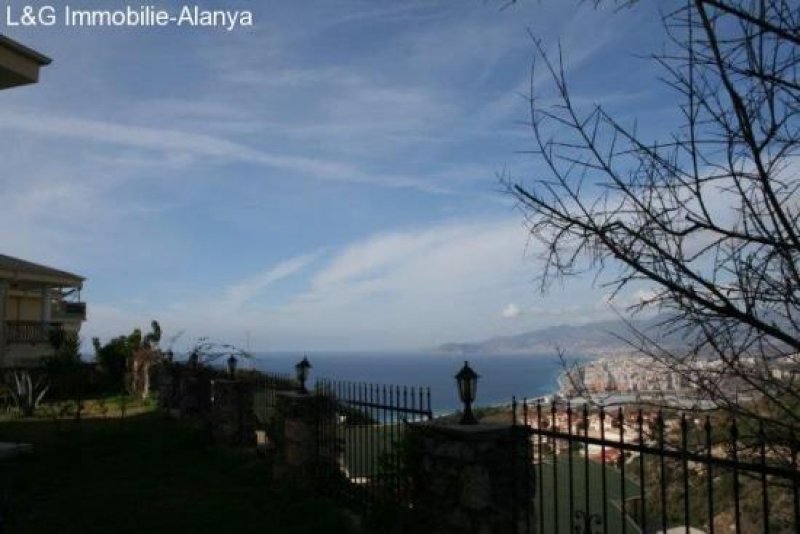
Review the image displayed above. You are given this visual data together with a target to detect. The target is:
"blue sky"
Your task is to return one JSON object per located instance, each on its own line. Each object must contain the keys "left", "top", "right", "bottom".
{"left": 0, "top": 0, "right": 678, "bottom": 351}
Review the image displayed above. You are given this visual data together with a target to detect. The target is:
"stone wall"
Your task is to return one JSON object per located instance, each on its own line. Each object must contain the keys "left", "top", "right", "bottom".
{"left": 156, "top": 364, "right": 256, "bottom": 446}
{"left": 155, "top": 367, "right": 539, "bottom": 532}
{"left": 407, "top": 421, "right": 535, "bottom": 534}
{"left": 271, "top": 391, "right": 342, "bottom": 488}
{"left": 210, "top": 379, "right": 255, "bottom": 445}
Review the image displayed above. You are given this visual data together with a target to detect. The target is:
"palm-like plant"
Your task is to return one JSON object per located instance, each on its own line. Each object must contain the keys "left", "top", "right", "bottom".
{"left": 4, "top": 371, "right": 49, "bottom": 417}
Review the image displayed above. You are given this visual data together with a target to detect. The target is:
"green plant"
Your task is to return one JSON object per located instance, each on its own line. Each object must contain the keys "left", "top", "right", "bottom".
{"left": 4, "top": 371, "right": 49, "bottom": 417}
{"left": 93, "top": 320, "right": 164, "bottom": 396}
{"left": 93, "top": 336, "right": 132, "bottom": 394}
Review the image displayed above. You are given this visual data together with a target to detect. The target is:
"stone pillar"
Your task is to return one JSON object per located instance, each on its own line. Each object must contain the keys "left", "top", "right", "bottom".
{"left": 407, "top": 421, "right": 535, "bottom": 534}
{"left": 156, "top": 363, "right": 177, "bottom": 412}
{"left": 272, "top": 391, "right": 340, "bottom": 488}
{"left": 210, "top": 379, "right": 255, "bottom": 446}
{"left": 177, "top": 368, "right": 212, "bottom": 418}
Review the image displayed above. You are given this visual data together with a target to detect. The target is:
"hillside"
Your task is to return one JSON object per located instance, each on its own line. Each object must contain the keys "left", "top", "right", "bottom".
{"left": 435, "top": 316, "right": 682, "bottom": 357}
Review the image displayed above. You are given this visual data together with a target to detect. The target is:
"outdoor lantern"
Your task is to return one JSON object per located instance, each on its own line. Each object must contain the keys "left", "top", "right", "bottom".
{"left": 296, "top": 355, "right": 312, "bottom": 393}
{"left": 227, "top": 354, "right": 238, "bottom": 378}
{"left": 455, "top": 361, "right": 479, "bottom": 425}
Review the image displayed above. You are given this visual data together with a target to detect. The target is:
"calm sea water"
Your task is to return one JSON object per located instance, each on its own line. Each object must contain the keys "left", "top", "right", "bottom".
{"left": 248, "top": 352, "right": 566, "bottom": 414}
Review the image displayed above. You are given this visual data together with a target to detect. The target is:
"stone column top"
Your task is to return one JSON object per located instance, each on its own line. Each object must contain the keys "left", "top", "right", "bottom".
{"left": 276, "top": 390, "right": 310, "bottom": 400}
{"left": 410, "top": 420, "right": 523, "bottom": 441}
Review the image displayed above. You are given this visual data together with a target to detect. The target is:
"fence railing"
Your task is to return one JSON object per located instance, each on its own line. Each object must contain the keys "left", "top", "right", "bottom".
{"left": 512, "top": 398, "right": 800, "bottom": 534}
{"left": 315, "top": 378, "right": 433, "bottom": 510}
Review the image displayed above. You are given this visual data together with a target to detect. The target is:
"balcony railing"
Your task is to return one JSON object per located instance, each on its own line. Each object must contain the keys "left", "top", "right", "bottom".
{"left": 51, "top": 301, "right": 87, "bottom": 321}
{"left": 5, "top": 321, "right": 63, "bottom": 344}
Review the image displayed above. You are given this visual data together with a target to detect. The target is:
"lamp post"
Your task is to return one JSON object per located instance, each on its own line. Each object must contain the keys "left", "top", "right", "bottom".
{"left": 455, "top": 361, "right": 479, "bottom": 425}
{"left": 227, "top": 354, "right": 238, "bottom": 378}
{"left": 295, "top": 355, "right": 312, "bottom": 393}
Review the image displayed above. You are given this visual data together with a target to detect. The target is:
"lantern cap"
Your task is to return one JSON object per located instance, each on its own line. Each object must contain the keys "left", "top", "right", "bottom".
{"left": 455, "top": 360, "right": 478, "bottom": 381}
{"left": 296, "top": 355, "right": 312, "bottom": 369}
{"left": 226, "top": 354, "right": 237, "bottom": 375}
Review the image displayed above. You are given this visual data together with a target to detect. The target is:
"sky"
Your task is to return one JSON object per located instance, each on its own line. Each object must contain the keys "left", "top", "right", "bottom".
{"left": 0, "top": 0, "right": 680, "bottom": 352}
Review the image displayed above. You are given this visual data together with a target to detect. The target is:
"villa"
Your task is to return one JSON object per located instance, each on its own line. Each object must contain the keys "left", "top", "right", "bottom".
{"left": 1, "top": 36, "right": 72, "bottom": 367}
{"left": 0, "top": 255, "right": 86, "bottom": 368}
{"left": 0, "top": 33, "right": 51, "bottom": 90}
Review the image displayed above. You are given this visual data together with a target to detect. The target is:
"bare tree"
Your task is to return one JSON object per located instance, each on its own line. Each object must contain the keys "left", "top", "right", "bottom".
{"left": 508, "top": 0, "right": 800, "bottom": 442}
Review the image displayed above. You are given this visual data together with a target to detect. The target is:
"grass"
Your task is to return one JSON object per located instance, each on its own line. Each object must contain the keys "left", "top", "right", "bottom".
{"left": 341, "top": 424, "right": 405, "bottom": 478}
{"left": 0, "top": 409, "right": 359, "bottom": 534}
{"left": 535, "top": 457, "right": 641, "bottom": 533}
{"left": 0, "top": 395, "right": 157, "bottom": 422}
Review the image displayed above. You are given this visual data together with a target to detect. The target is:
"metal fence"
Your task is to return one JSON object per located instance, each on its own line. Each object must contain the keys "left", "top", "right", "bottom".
{"left": 512, "top": 398, "right": 800, "bottom": 534}
{"left": 315, "top": 378, "right": 433, "bottom": 510}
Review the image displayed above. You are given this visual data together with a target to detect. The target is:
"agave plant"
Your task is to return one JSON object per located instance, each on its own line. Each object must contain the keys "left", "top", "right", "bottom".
{"left": 5, "top": 371, "right": 49, "bottom": 417}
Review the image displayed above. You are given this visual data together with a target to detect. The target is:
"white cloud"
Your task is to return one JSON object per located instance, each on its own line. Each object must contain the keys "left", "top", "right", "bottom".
{"left": 501, "top": 303, "right": 521, "bottom": 319}
{"left": 80, "top": 218, "right": 620, "bottom": 351}
{"left": 0, "top": 110, "right": 452, "bottom": 193}
{"left": 223, "top": 252, "right": 320, "bottom": 309}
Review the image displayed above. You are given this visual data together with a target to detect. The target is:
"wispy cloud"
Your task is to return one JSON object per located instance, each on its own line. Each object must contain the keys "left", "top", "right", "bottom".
{"left": 2, "top": 0, "right": 672, "bottom": 351}
{"left": 224, "top": 252, "right": 321, "bottom": 309}
{"left": 0, "top": 110, "right": 454, "bottom": 193}
{"left": 502, "top": 303, "right": 521, "bottom": 319}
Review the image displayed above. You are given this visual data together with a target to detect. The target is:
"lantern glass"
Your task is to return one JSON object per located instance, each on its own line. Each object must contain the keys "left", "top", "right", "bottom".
{"left": 455, "top": 361, "right": 479, "bottom": 425}
{"left": 458, "top": 375, "right": 476, "bottom": 402}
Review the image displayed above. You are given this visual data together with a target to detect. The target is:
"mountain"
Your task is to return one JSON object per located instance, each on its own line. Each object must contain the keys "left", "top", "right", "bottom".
{"left": 435, "top": 316, "right": 683, "bottom": 357}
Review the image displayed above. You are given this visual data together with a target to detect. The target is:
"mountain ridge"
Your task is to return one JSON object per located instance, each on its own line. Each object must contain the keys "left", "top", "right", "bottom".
{"left": 435, "top": 316, "right": 677, "bottom": 357}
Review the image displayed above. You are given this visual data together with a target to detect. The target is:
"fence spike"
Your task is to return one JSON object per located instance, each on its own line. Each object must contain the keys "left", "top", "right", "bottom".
{"left": 523, "top": 397, "right": 529, "bottom": 427}
{"left": 618, "top": 406, "right": 626, "bottom": 534}
{"left": 681, "top": 413, "right": 690, "bottom": 533}
{"left": 730, "top": 417, "right": 741, "bottom": 532}
{"left": 705, "top": 416, "right": 715, "bottom": 534}
{"left": 512, "top": 396, "right": 517, "bottom": 426}
{"left": 759, "top": 419, "right": 769, "bottom": 533}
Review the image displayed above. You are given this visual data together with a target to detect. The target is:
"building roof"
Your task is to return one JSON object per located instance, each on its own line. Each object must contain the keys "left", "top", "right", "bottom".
{"left": 0, "top": 34, "right": 51, "bottom": 90}
{"left": 0, "top": 254, "right": 84, "bottom": 288}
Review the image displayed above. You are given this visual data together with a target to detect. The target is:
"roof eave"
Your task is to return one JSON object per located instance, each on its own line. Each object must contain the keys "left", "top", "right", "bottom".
{"left": 0, "top": 34, "right": 51, "bottom": 90}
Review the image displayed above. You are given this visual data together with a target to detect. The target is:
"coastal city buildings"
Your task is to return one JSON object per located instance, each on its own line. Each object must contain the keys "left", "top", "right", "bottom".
{"left": 558, "top": 354, "right": 798, "bottom": 404}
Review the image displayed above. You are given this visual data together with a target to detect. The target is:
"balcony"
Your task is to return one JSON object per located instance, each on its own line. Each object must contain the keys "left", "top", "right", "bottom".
{"left": 51, "top": 301, "right": 87, "bottom": 321}
{"left": 5, "top": 321, "right": 63, "bottom": 344}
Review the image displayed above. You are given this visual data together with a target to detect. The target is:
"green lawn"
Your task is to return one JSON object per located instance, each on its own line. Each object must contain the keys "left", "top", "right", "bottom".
{"left": 341, "top": 424, "right": 404, "bottom": 478}
{"left": 535, "top": 456, "right": 641, "bottom": 534}
{"left": 0, "top": 411, "right": 358, "bottom": 534}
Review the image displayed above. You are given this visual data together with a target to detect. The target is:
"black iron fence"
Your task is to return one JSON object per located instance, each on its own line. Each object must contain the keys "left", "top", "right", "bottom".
{"left": 315, "top": 378, "right": 433, "bottom": 510}
{"left": 512, "top": 398, "right": 800, "bottom": 534}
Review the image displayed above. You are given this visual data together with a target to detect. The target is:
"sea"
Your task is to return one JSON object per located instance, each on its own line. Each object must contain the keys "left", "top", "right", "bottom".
{"left": 246, "top": 352, "right": 570, "bottom": 415}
